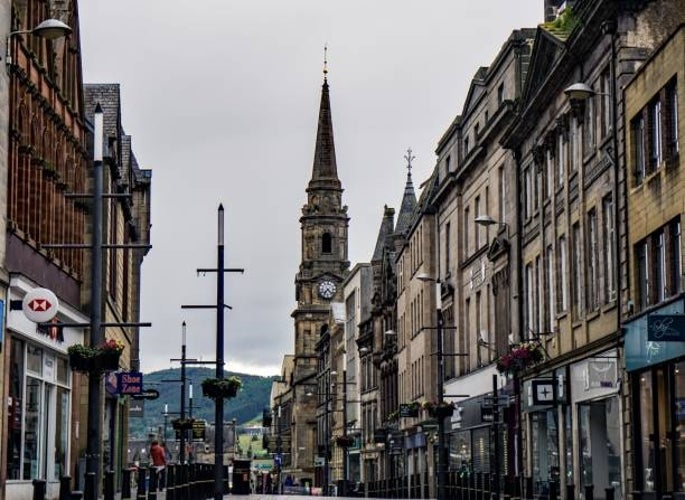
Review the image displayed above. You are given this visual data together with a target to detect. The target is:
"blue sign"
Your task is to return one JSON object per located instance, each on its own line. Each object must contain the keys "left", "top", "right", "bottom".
{"left": 625, "top": 300, "right": 685, "bottom": 372}
{"left": 0, "top": 299, "right": 4, "bottom": 348}
{"left": 116, "top": 372, "right": 144, "bottom": 395}
{"left": 647, "top": 314, "right": 685, "bottom": 341}
{"left": 275, "top": 454, "right": 282, "bottom": 465}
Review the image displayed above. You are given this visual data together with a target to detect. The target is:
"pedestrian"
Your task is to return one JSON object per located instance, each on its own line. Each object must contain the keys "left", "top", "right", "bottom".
{"left": 149, "top": 440, "right": 166, "bottom": 491}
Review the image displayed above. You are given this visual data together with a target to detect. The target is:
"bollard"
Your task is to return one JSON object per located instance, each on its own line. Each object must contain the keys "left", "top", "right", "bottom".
{"left": 70, "top": 493, "right": 84, "bottom": 500}
{"left": 148, "top": 467, "right": 158, "bottom": 499}
{"left": 567, "top": 484, "right": 575, "bottom": 500}
{"left": 32, "top": 479, "right": 47, "bottom": 500}
{"left": 136, "top": 467, "right": 147, "bottom": 500}
{"left": 84, "top": 472, "right": 96, "bottom": 500}
{"left": 60, "top": 476, "right": 72, "bottom": 500}
{"left": 605, "top": 486, "right": 615, "bottom": 500}
{"left": 121, "top": 468, "right": 132, "bottom": 499}
{"left": 584, "top": 484, "right": 594, "bottom": 500}
{"left": 104, "top": 470, "right": 115, "bottom": 500}
{"left": 166, "top": 465, "right": 176, "bottom": 500}
{"left": 549, "top": 480, "right": 558, "bottom": 500}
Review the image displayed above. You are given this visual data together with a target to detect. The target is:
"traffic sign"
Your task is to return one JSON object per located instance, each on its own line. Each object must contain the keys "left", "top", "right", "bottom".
{"left": 22, "top": 288, "right": 59, "bottom": 323}
{"left": 130, "top": 388, "right": 159, "bottom": 400}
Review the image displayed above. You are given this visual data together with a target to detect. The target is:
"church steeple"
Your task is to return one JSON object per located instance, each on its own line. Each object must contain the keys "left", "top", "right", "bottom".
{"left": 309, "top": 50, "right": 340, "bottom": 190}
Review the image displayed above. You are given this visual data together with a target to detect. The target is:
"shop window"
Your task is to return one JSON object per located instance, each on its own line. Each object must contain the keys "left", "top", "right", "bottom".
{"left": 531, "top": 409, "right": 559, "bottom": 497}
{"left": 579, "top": 397, "right": 622, "bottom": 497}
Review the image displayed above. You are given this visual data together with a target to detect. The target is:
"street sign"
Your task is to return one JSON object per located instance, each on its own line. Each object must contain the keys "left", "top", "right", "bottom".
{"left": 22, "top": 288, "right": 59, "bottom": 323}
{"left": 129, "top": 400, "right": 144, "bottom": 417}
{"left": 130, "top": 388, "right": 159, "bottom": 400}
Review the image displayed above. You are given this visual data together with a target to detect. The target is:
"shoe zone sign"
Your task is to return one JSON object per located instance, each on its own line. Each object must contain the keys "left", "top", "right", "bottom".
{"left": 116, "top": 372, "right": 144, "bottom": 395}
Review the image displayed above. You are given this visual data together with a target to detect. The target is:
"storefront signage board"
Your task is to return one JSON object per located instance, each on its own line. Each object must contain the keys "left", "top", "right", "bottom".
{"left": 647, "top": 314, "right": 685, "bottom": 342}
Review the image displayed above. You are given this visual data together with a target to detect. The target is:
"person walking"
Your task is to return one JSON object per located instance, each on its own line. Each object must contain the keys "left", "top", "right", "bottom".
{"left": 149, "top": 440, "right": 166, "bottom": 491}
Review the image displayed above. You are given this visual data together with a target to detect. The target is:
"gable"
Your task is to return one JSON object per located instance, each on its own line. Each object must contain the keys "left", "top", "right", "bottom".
{"left": 521, "top": 27, "right": 567, "bottom": 108}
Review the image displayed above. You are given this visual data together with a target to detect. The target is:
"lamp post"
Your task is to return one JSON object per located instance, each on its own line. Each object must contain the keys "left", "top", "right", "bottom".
{"left": 179, "top": 321, "right": 188, "bottom": 465}
{"left": 342, "top": 353, "right": 348, "bottom": 497}
{"left": 417, "top": 274, "right": 447, "bottom": 500}
{"left": 163, "top": 404, "right": 169, "bottom": 443}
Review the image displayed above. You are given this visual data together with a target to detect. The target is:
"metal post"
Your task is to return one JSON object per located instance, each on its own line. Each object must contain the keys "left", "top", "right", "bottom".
{"left": 492, "top": 374, "right": 501, "bottom": 499}
{"left": 214, "top": 204, "right": 225, "bottom": 500}
{"left": 85, "top": 103, "right": 104, "bottom": 500}
{"left": 164, "top": 405, "right": 169, "bottom": 444}
{"left": 342, "top": 358, "right": 348, "bottom": 497}
{"left": 325, "top": 379, "right": 330, "bottom": 494}
{"left": 435, "top": 281, "right": 447, "bottom": 500}
{"left": 180, "top": 322, "right": 187, "bottom": 467}
{"left": 276, "top": 405, "right": 283, "bottom": 495}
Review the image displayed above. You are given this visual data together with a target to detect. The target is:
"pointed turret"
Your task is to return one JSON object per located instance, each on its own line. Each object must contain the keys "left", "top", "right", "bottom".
{"left": 308, "top": 75, "right": 340, "bottom": 190}
{"left": 395, "top": 148, "right": 418, "bottom": 235}
{"left": 372, "top": 205, "right": 396, "bottom": 264}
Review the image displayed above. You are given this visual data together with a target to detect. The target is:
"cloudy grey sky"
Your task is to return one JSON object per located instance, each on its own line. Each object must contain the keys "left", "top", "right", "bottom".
{"left": 79, "top": 1, "right": 541, "bottom": 377}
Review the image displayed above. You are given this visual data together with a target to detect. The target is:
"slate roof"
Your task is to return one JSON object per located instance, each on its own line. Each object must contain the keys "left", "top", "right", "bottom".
{"left": 395, "top": 168, "right": 417, "bottom": 236}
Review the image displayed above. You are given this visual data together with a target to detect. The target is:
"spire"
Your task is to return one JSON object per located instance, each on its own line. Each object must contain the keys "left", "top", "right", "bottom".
{"left": 395, "top": 148, "right": 417, "bottom": 235}
{"left": 372, "top": 205, "right": 396, "bottom": 263}
{"left": 309, "top": 47, "right": 339, "bottom": 188}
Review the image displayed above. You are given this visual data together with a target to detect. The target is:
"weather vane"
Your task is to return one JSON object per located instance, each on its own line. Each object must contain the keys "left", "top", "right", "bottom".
{"left": 323, "top": 44, "right": 328, "bottom": 77}
{"left": 404, "top": 147, "right": 415, "bottom": 174}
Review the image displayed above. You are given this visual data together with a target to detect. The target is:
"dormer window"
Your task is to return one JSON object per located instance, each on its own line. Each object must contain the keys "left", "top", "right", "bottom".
{"left": 322, "top": 232, "right": 332, "bottom": 254}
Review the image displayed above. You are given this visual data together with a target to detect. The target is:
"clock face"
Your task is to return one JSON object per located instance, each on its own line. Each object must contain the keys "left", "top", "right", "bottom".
{"left": 318, "top": 280, "right": 337, "bottom": 299}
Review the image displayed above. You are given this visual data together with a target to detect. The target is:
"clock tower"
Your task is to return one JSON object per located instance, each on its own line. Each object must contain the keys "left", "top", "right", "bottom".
{"left": 292, "top": 68, "right": 350, "bottom": 380}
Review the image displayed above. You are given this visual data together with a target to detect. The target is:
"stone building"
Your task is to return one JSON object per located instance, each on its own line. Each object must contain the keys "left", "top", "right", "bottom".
{"left": 0, "top": 2, "right": 151, "bottom": 498}
{"left": 288, "top": 70, "right": 350, "bottom": 486}
{"left": 622, "top": 23, "right": 684, "bottom": 499}
{"left": 429, "top": 27, "right": 534, "bottom": 492}
{"left": 501, "top": 1, "right": 683, "bottom": 497}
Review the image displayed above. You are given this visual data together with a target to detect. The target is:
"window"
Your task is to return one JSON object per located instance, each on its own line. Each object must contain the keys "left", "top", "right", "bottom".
{"left": 669, "top": 220, "right": 682, "bottom": 296}
{"left": 546, "top": 245, "right": 555, "bottom": 332}
{"left": 635, "top": 219, "right": 682, "bottom": 309}
{"left": 498, "top": 83, "right": 504, "bottom": 106}
{"left": 572, "top": 223, "right": 583, "bottom": 318}
{"left": 525, "top": 263, "right": 534, "bottom": 334}
{"left": 524, "top": 167, "right": 533, "bottom": 219}
{"left": 667, "top": 79, "right": 679, "bottom": 159}
{"left": 557, "top": 132, "right": 566, "bottom": 187}
{"left": 587, "top": 208, "right": 599, "bottom": 311}
{"left": 633, "top": 114, "right": 646, "bottom": 182}
{"left": 446, "top": 154, "right": 452, "bottom": 173}
{"left": 464, "top": 207, "right": 470, "bottom": 258}
{"left": 465, "top": 136, "right": 470, "bottom": 156}
{"left": 600, "top": 68, "right": 611, "bottom": 139}
{"left": 498, "top": 165, "right": 506, "bottom": 222}
{"left": 602, "top": 195, "right": 616, "bottom": 302}
{"left": 445, "top": 222, "right": 451, "bottom": 273}
{"left": 557, "top": 236, "right": 568, "bottom": 312}
{"left": 475, "top": 196, "right": 481, "bottom": 249}
{"left": 583, "top": 96, "right": 596, "bottom": 156}
{"left": 570, "top": 117, "right": 581, "bottom": 172}
{"left": 649, "top": 98, "right": 663, "bottom": 171}
{"left": 322, "top": 232, "right": 332, "bottom": 254}
{"left": 545, "top": 148, "right": 553, "bottom": 199}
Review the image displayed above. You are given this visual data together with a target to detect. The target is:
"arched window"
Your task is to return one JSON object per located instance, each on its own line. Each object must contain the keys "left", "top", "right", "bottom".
{"left": 322, "top": 232, "right": 332, "bottom": 254}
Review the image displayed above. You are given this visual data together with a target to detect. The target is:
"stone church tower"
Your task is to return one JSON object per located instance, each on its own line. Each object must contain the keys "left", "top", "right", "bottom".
{"left": 289, "top": 69, "right": 350, "bottom": 482}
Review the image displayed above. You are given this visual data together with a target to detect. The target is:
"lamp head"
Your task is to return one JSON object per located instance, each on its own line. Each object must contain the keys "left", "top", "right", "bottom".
{"left": 416, "top": 273, "right": 435, "bottom": 283}
{"left": 31, "top": 19, "right": 72, "bottom": 40}
{"left": 563, "top": 82, "right": 595, "bottom": 102}
{"left": 474, "top": 214, "right": 498, "bottom": 227}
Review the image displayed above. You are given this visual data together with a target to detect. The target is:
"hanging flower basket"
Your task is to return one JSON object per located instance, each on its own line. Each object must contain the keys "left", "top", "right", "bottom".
{"left": 335, "top": 435, "right": 355, "bottom": 448}
{"left": 201, "top": 376, "right": 242, "bottom": 400}
{"left": 68, "top": 344, "right": 97, "bottom": 373}
{"left": 422, "top": 401, "right": 455, "bottom": 419}
{"left": 172, "top": 418, "right": 195, "bottom": 431}
{"left": 496, "top": 342, "right": 544, "bottom": 377}
{"left": 67, "top": 339, "right": 124, "bottom": 374}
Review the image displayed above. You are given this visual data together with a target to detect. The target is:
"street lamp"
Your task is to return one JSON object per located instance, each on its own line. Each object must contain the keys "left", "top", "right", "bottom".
{"left": 6, "top": 18, "right": 71, "bottom": 68}
{"left": 163, "top": 404, "right": 169, "bottom": 444}
{"left": 416, "top": 273, "right": 447, "bottom": 500}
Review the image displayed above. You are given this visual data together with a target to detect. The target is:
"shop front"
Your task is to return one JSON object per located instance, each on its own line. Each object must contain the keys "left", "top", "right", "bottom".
{"left": 624, "top": 299, "right": 685, "bottom": 499}
{"left": 4, "top": 275, "right": 87, "bottom": 499}
{"left": 522, "top": 347, "right": 621, "bottom": 500}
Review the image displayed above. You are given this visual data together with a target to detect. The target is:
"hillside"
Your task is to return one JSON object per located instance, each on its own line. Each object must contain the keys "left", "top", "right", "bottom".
{"left": 128, "top": 367, "right": 275, "bottom": 439}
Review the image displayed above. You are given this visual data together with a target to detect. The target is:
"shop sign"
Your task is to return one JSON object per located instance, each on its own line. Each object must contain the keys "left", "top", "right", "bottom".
{"left": 647, "top": 314, "right": 685, "bottom": 342}
{"left": 22, "top": 288, "right": 59, "bottom": 323}
{"left": 373, "top": 429, "right": 387, "bottom": 443}
{"left": 399, "top": 403, "right": 419, "bottom": 418}
{"left": 116, "top": 372, "right": 143, "bottom": 395}
{"left": 129, "top": 400, "right": 144, "bottom": 417}
{"left": 530, "top": 379, "right": 555, "bottom": 406}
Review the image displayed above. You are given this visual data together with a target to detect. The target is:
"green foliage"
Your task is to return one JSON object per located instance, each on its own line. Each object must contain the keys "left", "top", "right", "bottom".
{"left": 128, "top": 367, "right": 277, "bottom": 439}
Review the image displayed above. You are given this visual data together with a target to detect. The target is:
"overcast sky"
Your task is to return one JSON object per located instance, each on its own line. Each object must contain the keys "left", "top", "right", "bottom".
{"left": 78, "top": 1, "right": 542, "bottom": 377}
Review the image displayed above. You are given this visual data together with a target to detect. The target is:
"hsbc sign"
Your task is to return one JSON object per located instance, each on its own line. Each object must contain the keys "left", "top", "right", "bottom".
{"left": 22, "top": 288, "right": 59, "bottom": 323}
